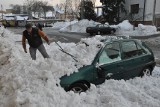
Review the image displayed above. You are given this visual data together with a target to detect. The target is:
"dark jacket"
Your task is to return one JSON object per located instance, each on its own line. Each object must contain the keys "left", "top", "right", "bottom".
{"left": 23, "top": 28, "right": 43, "bottom": 48}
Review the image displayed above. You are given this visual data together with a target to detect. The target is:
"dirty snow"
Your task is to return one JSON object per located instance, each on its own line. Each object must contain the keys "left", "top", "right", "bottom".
{"left": 0, "top": 27, "right": 160, "bottom": 107}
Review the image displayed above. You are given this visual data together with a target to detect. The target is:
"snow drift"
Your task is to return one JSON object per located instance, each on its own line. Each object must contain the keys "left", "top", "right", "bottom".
{"left": 54, "top": 19, "right": 158, "bottom": 36}
{"left": 0, "top": 27, "right": 160, "bottom": 107}
{"left": 52, "top": 20, "right": 78, "bottom": 30}
{"left": 112, "top": 20, "right": 158, "bottom": 36}
{"left": 59, "top": 19, "right": 100, "bottom": 33}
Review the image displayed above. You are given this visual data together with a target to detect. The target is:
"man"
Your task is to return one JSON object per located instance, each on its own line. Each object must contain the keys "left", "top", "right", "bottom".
{"left": 22, "top": 23, "right": 50, "bottom": 60}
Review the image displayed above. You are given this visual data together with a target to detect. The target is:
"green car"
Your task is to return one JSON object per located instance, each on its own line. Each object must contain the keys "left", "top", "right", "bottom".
{"left": 60, "top": 39, "right": 156, "bottom": 93}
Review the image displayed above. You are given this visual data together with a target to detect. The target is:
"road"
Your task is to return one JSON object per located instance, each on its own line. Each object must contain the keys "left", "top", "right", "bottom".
{"left": 8, "top": 27, "right": 89, "bottom": 43}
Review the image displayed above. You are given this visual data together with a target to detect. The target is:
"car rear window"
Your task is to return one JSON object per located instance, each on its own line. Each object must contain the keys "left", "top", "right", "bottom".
{"left": 122, "top": 41, "right": 146, "bottom": 59}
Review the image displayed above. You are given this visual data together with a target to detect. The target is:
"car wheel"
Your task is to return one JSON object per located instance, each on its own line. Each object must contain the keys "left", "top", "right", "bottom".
{"left": 140, "top": 67, "right": 152, "bottom": 77}
{"left": 110, "top": 30, "right": 115, "bottom": 34}
{"left": 97, "top": 31, "right": 101, "bottom": 35}
{"left": 69, "top": 83, "right": 88, "bottom": 93}
{"left": 90, "top": 33, "right": 93, "bottom": 36}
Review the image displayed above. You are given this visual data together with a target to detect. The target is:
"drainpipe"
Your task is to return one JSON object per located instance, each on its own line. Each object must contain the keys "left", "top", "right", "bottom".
{"left": 153, "top": 0, "right": 156, "bottom": 26}
{"left": 1, "top": 4, "right": 3, "bottom": 20}
{"left": 143, "top": 0, "right": 146, "bottom": 24}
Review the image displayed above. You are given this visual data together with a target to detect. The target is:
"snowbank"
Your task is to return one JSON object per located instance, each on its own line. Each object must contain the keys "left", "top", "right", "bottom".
{"left": 52, "top": 20, "right": 78, "bottom": 30}
{"left": 59, "top": 19, "right": 100, "bottom": 33}
{"left": 112, "top": 20, "right": 158, "bottom": 36}
{"left": 137, "top": 24, "right": 157, "bottom": 35}
{"left": 1, "top": 27, "right": 160, "bottom": 107}
{"left": 54, "top": 19, "right": 158, "bottom": 36}
{"left": 111, "top": 20, "right": 134, "bottom": 35}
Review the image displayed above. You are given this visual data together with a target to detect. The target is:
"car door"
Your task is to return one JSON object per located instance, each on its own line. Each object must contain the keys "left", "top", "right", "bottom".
{"left": 120, "top": 40, "right": 148, "bottom": 79}
{"left": 97, "top": 42, "right": 125, "bottom": 80}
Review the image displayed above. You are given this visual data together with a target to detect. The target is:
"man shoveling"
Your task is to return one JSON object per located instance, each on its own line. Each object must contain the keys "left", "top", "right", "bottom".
{"left": 22, "top": 23, "right": 50, "bottom": 60}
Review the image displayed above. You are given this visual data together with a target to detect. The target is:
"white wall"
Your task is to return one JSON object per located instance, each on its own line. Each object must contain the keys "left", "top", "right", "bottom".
{"left": 124, "top": 0, "right": 159, "bottom": 21}
{"left": 156, "top": 0, "right": 160, "bottom": 14}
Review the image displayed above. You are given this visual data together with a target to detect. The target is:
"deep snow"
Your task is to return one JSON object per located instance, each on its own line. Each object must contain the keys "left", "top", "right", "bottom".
{"left": 53, "top": 19, "right": 159, "bottom": 36}
{"left": 0, "top": 27, "right": 160, "bottom": 107}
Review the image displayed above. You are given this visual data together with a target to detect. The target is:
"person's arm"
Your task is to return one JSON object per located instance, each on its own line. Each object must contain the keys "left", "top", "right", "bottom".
{"left": 22, "top": 35, "right": 27, "bottom": 53}
{"left": 38, "top": 30, "right": 50, "bottom": 44}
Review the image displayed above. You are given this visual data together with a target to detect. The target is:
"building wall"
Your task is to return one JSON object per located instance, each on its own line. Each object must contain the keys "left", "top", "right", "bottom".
{"left": 156, "top": 0, "right": 160, "bottom": 14}
{"left": 124, "top": 0, "right": 154, "bottom": 21}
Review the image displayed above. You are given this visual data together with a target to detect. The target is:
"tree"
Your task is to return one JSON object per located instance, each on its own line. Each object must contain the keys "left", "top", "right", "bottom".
{"left": 100, "top": 0, "right": 126, "bottom": 24}
{"left": 24, "top": 0, "right": 36, "bottom": 19}
{"left": 79, "top": 0, "right": 97, "bottom": 21}
{"left": 10, "top": 4, "right": 21, "bottom": 14}
{"left": 24, "top": 0, "right": 54, "bottom": 19}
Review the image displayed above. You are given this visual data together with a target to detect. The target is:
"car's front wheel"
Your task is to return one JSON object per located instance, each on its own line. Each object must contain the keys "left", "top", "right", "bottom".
{"left": 140, "top": 67, "right": 152, "bottom": 77}
{"left": 69, "top": 83, "right": 88, "bottom": 93}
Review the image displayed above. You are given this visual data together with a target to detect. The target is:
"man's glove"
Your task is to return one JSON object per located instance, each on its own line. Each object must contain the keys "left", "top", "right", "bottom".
{"left": 47, "top": 41, "right": 50, "bottom": 45}
{"left": 24, "top": 49, "right": 27, "bottom": 53}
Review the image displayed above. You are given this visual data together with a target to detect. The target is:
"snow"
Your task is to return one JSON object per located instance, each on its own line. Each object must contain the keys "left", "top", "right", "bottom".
{"left": 1, "top": 27, "right": 160, "bottom": 107}
{"left": 58, "top": 19, "right": 100, "bottom": 33}
{"left": 111, "top": 20, "right": 159, "bottom": 36}
{"left": 16, "top": 16, "right": 28, "bottom": 21}
{"left": 52, "top": 20, "right": 78, "bottom": 30}
{"left": 53, "top": 19, "right": 159, "bottom": 36}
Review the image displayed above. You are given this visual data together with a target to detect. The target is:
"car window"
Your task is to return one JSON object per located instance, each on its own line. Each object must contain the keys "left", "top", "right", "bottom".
{"left": 122, "top": 41, "right": 146, "bottom": 59}
{"left": 104, "top": 24, "right": 109, "bottom": 27}
{"left": 99, "top": 42, "right": 121, "bottom": 65}
{"left": 98, "top": 25, "right": 104, "bottom": 28}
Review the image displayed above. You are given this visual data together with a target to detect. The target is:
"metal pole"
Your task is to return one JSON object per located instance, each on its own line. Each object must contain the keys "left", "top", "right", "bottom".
{"left": 80, "top": 0, "right": 84, "bottom": 19}
{"left": 153, "top": 0, "right": 156, "bottom": 26}
{"left": 1, "top": 4, "right": 3, "bottom": 20}
{"left": 143, "top": 0, "right": 146, "bottom": 24}
{"left": 65, "top": 0, "right": 67, "bottom": 19}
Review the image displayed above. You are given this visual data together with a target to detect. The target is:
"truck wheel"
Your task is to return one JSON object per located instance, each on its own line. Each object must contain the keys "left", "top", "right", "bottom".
{"left": 69, "top": 83, "right": 88, "bottom": 93}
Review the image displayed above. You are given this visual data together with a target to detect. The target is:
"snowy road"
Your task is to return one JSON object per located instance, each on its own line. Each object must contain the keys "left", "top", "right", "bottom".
{"left": 8, "top": 27, "right": 89, "bottom": 43}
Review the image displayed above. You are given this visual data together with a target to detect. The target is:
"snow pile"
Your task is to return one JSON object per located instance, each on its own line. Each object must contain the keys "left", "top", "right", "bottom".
{"left": 1, "top": 27, "right": 160, "bottom": 107}
{"left": 55, "top": 19, "right": 158, "bottom": 36}
{"left": 59, "top": 19, "right": 100, "bottom": 33}
{"left": 112, "top": 20, "right": 158, "bottom": 36}
{"left": 111, "top": 20, "right": 134, "bottom": 35}
{"left": 137, "top": 24, "right": 157, "bottom": 35}
{"left": 52, "top": 20, "right": 78, "bottom": 30}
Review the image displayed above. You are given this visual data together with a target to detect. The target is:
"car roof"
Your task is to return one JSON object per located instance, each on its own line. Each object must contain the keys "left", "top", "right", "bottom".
{"left": 103, "top": 38, "right": 140, "bottom": 44}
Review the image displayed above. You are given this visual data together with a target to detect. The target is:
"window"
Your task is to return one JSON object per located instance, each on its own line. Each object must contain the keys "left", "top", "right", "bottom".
{"left": 99, "top": 42, "right": 121, "bottom": 65}
{"left": 131, "top": 4, "right": 139, "bottom": 14}
{"left": 122, "top": 41, "right": 146, "bottom": 59}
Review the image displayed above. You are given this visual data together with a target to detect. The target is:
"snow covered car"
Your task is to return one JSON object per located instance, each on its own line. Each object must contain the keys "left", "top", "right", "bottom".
{"left": 60, "top": 39, "right": 156, "bottom": 93}
{"left": 86, "top": 24, "right": 116, "bottom": 35}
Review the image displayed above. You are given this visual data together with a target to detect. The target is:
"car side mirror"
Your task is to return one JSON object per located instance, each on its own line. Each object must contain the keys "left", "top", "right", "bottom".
{"left": 96, "top": 63, "right": 101, "bottom": 70}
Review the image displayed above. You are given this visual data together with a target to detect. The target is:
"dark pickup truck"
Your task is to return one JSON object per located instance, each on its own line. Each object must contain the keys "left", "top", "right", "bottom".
{"left": 86, "top": 24, "right": 116, "bottom": 36}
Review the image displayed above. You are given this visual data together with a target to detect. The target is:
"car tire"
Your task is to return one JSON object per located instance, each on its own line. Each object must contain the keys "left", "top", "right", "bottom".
{"left": 90, "top": 33, "right": 93, "bottom": 36}
{"left": 97, "top": 31, "right": 101, "bottom": 35}
{"left": 140, "top": 67, "right": 152, "bottom": 77}
{"left": 69, "top": 83, "right": 88, "bottom": 93}
{"left": 110, "top": 30, "right": 115, "bottom": 34}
